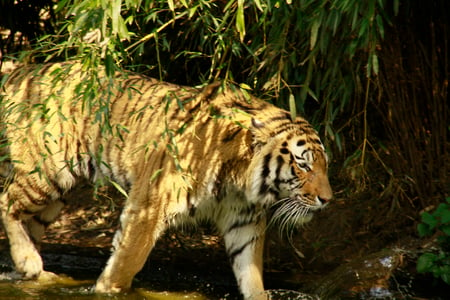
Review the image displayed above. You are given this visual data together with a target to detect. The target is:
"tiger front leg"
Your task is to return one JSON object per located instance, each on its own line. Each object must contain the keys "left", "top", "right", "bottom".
{"left": 222, "top": 218, "right": 268, "bottom": 300}
{"left": 95, "top": 194, "right": 166, "bottom": 293}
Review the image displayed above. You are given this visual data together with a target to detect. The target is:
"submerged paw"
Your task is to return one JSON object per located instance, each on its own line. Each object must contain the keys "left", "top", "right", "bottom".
{"left": 15, "top": 253, "right": 44, "bottom": 280}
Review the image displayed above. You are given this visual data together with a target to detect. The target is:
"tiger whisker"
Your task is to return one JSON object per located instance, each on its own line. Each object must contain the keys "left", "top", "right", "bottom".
{"left": 268, "top": 196, "right": 313, "bottom": 237}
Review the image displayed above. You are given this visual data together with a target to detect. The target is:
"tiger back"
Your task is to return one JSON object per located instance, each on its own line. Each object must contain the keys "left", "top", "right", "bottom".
{"left": 0, "top": 62, "right": 332, "bottom": 300}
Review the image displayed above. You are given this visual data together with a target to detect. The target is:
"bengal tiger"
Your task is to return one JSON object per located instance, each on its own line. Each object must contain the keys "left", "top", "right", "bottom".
{"left": 0, "top": 62, "right": 332, "bottom": 300}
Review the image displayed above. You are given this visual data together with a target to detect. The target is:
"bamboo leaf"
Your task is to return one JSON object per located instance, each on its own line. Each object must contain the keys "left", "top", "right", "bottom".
{"left": 289, "top": 93, "right": 297, "bottom": 121}
{"left": 358, "top": 19, "right": 369, "bottom": 38}
{"left": 168, "top": 0, "right": 175, "bottom": 12}
{"left": 109, "top": 179, "right": 129, "bottom": 199}
{"left": 351, "top": 3, "right": 360, "bottom": 30}
{"left": 239, "top": 83, "right": 252, "bottom": 90}
{"left": 180, "top": 0, "right": 188, "bottom": 8}
{"left": 188, "top": 5, "right": 198, "bottom": 18}
{"left": 371, "top": 53, "right": 379, "bottom": 75}
{"left": 335, "top": 132, "right": 342, "bottom": 153}
{"left": 376, "top": 15, "right": 385, "bottom": 39}
{"left": 306, "top": 86, "right": 319, "bottom": 102}
{"left": 117, "top": 16, "right": 130, "bottom": 39}
{"left": 223, "top": 0, "right": 236, "bottom": 12}
{"left": 104, "top": 53, "right": 114, "bottom": 76}
{"left": 310, "top": 20, "right": 320, "bottom": 50}
{"left": 393, "top": 0, "right": 400, "bottom": 15}
{"left": 236, "top": 0, "right": 246, "bottom": 42}
{"left": 254, "top": 0, "right": 263, "bottom": 11}
{"left": 111, "top": 0, "right": 122, "bottom": 35}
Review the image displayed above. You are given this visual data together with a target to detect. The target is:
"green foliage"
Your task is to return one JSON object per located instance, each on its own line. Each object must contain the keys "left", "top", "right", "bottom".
{"left": 417, "top": 197, "right": 450, "bottom": 285}
{"left": 2, "top": 0, "right": 447, "bottom": 208}
{"left": 12, "top": 0, "right": 395, "bottom": 148}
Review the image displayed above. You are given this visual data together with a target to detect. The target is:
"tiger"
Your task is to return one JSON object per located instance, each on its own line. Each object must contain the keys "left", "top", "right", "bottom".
{"left": 0, "top": 62, "right": 332, "bottom": 300}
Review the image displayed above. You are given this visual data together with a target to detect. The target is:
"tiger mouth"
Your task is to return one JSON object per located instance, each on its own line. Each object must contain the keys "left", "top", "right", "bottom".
{"left": 271, "top": 195, "right": 319, "bottom": 212}
{"left": 268, "top": 196, "right": 318, "bottom": 232}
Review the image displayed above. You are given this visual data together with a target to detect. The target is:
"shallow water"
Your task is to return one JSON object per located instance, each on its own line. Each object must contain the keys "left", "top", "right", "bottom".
{"left": 4, "top": 243, "right": 442, "bottom": 299}
{"left": 0, "top": 278, "right": 317, "bottom": 300}
{"left": 0, "top": 251, "right": 214, "bottom": 299}
{"left": 0, "top": 268, "right": 224, "bottom": 299}
{"left": 0, "top": 251, "right": 318, "bottom": 300}
{"left": 0, "top": 280, "right": 206, "bottom": 300}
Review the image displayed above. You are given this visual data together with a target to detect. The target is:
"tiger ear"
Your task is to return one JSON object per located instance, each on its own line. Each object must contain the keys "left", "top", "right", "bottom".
{"left": 251, "top": 118, "right": 265, "bottom": 129}
{"left": 250, "top": 118, "right": 266, "bottom": 150}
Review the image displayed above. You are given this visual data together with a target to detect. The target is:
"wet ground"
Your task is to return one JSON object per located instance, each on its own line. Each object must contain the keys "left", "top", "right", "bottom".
{"left": 1, "top": 236, "right": 448, "bottom": 299}
{"left": 0, "top": 183, "right": 449, "bottom": 299}
{"left": 0, "top": 239, "right": 317, "bottom": 299}
{"left": 0, "top": 184, "right": 316, "bottom": 299}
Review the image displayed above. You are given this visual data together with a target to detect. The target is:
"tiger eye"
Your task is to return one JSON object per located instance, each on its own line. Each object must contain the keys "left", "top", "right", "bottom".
{"left": 297, "top": 140, "right": 306, "bottom": 147}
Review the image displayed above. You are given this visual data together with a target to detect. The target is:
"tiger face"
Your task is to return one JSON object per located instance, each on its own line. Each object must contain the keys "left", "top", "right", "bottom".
{"left": 247, "top": 119, "right": 332, "bottom": 229}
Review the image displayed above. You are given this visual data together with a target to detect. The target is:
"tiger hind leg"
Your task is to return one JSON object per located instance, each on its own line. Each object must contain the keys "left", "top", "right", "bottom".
{"left": 0, "top": 175, "right": 65, "bottom": 279}
{"left": 25, "top": 200, "right": 65, "bottom": 250}
{"left": 1, "top": 191, "right": 44, "bottom": 279}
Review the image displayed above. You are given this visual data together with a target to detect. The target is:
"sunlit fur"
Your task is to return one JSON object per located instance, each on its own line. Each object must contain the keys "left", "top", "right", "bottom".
{"left": 0, "top": 62, "right": 332, "bottom": 300}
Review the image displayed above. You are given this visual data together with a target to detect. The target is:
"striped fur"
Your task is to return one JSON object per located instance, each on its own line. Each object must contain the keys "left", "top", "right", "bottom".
{"left": 0, "top": 62, "right": 332, "bottom": 300}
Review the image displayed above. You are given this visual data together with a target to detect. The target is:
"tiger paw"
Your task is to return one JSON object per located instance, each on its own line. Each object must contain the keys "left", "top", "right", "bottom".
{"left": 13, "top": 251, "right": 44, "bottom": 280}
{"left": 37, "top": 271, "right": 59, "bottom": 283}
{"left": 95, "top": 281, "right": 126, "bottom": 294}
{"left": 95, "top": 275, "right": 131, "bottom": 294}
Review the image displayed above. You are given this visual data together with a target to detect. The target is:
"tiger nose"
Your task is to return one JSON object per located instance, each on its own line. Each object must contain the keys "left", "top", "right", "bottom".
{"left": 318, "top": 196, "right": 331, "bottom": 204}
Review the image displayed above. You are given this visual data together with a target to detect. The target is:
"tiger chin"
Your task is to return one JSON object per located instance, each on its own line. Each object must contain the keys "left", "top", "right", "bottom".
{"left": 0, "top": 62, "right": 332, "bottom": 300}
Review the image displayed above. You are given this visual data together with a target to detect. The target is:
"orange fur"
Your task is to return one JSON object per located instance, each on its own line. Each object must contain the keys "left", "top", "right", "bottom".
{"left": 0, "top": 62, "right": 332, "bottom": 299}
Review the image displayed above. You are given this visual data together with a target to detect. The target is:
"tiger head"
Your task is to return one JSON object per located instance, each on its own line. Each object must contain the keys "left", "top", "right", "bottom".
{"left": 247, "top": 116, "right": 332, "bottom": 230}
